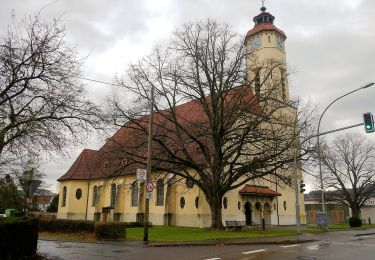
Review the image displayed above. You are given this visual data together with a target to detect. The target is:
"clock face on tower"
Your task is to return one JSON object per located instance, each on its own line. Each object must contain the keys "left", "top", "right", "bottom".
{"left": 276, "top": 35, "right": 284, "bottom": 51}
{"left": 250, "top": 35, "right": 262, "bottom": 50}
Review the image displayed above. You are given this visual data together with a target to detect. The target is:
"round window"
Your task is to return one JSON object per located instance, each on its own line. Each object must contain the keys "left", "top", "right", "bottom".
{"left": 180, "top": 197, "right": 185, "bottom": 209}
{"left": 195, "top": 197, "right": 199, "bottom": 209}
{"left": 238, "top": 201, "right": 241, "bottom": 210}
{"left": 76, "top": 188, "right": 82, "bottom": 200}
{"left": 223, "top": 197, "right": 228, "bottom": 209}
{"left": 186, "top": 179, "right": 194, "bottom": 188}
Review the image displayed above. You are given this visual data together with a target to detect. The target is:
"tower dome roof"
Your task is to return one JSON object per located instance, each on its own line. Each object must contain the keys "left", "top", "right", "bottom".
{"left": 245, "top": 7, "right": 286, "bottom": 40}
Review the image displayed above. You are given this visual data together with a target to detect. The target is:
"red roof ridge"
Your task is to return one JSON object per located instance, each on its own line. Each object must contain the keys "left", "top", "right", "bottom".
{"left": 245, "top": 23, "right": 286, "bottom": 39}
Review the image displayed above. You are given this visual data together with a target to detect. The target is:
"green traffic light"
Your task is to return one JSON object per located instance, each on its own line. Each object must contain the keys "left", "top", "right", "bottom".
{"left": 366, "top": 125, "right": 371, "bottom": 129}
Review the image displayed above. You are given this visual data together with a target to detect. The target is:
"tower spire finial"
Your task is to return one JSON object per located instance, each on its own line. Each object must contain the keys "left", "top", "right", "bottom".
{"left": 260, "top": 0, "right": 266, "bottom": 12}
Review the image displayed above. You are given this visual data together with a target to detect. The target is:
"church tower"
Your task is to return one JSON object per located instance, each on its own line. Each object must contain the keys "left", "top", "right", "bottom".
{"left": 245, "top": 4, "right": 289, "bottom": 102}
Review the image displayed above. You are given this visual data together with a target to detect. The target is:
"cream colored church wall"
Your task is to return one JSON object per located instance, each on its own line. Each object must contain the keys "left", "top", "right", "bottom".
{"left": 57, "top": 180, "right": 90, "bottom": 220}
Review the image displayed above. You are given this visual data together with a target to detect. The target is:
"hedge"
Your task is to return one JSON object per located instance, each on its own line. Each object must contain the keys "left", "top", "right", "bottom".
{"left": 0, "top": 217, "right": 38, "bottom": 259}
{"left": 39, "top": 219, "right": 95, "bottom": 233}
{"left": 95, "top": 222, "right": 126, "bottom": 239}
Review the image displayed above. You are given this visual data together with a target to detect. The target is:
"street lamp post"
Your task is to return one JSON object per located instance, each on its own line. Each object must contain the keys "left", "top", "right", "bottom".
{"left": 317, "top": 82, "right": 374, "bottom": 215}
{"left": 143, "top": 85, "right": 155, "bottom": 242}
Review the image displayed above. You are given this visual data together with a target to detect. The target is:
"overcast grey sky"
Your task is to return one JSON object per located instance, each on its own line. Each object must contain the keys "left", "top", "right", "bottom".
{"left": 1, "top": 0, "right": 374, "bottom": 192}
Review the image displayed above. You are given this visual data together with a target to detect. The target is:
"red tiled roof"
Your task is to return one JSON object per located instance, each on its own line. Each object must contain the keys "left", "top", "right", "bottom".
{"left": 245, "top": 23, "right": 286, "bottom": 39}
{"left": 58, "top": 85, "right": 264, "bottom": 181}
{"left": 239, "top": 185, "right": 281, "bottom": 197}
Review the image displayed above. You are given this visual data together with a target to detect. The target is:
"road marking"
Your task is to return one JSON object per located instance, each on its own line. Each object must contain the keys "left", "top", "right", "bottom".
{"left": 242, "top": 249, "right": 266, "bottom": 254}
{"left": 307, "top": 244, "right": 319, "bottom": 250}
{"left": 281, "top": 244, "right": 300, "bottom": 248}
{"left": 204, "top": 258, "right": 221, "bottom": 260}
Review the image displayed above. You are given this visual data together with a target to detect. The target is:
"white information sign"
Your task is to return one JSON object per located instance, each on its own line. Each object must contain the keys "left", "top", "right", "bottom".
{"left": 146, "top": 192, "right": 153, "bottom": 200}
{"left": 136, "top": 169, "right": 147, "bottom": 182}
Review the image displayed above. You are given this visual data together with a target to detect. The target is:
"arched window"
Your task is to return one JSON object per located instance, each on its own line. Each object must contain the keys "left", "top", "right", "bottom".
{"left": 180, "top": 197, "right": 185, "bottom": 209}
{"left": 195, "top": 197, "right": 199, "bottom": 209}
{"left": 156, "top": 179, "right": 164, "bottom": 206}
{"left": 131, "top": 181, "right": 138, "bottom": 206}
{"left": 111, "top": 183, "right": 117, "bottom": 207}
{"left": 223, "top": 197, "right": 228, "bottom": 209}
{"left": 92, "top": 186, "right": 98, "bottom": 206}
{"left": 62, "top": 186, "right": 67, "bottom": 207}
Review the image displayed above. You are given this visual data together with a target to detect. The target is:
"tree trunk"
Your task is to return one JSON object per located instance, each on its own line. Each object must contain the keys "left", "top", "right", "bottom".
{"left": 351, "top": 206, "right": 361, "bottom": 218}
{"left": 208, "top": 195, "right": 224, "bottom": 229}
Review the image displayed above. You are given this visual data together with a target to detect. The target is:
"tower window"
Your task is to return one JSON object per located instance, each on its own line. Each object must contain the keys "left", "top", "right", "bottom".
{"left": 268, "top": 35, "right": 271, "bottom": 43}
{"left": 254, "top": 71, "right": 261, "bottom": 99}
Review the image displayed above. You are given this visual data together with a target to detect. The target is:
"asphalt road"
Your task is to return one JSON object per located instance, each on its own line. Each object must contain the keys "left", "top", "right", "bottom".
{"left": 38, "top": 229, "right": 375, "bottom": 260}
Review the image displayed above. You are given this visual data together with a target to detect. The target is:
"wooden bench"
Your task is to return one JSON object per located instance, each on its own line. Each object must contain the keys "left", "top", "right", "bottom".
{"left": 225, "top": 220, "right": 246, "bottom": 230}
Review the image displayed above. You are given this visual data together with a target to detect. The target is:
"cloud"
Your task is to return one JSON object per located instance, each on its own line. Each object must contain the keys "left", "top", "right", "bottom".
{"left": 1, "top": 0, "right": 374, "bottom": 189}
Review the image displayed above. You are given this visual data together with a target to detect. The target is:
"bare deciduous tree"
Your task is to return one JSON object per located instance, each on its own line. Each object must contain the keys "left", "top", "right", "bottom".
{"left": 319, "top": 133, "right": 375, "bottom": 218}
{"left": 0, "top": 12, "right": 104, "bottom": 166}
{"left": 107, "top": 20, "right": 314, "bottom": 228}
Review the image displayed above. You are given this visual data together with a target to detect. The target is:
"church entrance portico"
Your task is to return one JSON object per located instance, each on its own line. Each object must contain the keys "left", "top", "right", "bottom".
{"left": 239, "top": 184, "right": 281, "bottom": 226}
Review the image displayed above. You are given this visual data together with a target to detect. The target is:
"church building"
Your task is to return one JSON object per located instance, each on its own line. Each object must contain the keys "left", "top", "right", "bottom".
{"left": 57, "top": 6, "right": 306, "bottom": 227}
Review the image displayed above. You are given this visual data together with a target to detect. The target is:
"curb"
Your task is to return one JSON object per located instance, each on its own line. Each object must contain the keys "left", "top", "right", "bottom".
{"left": 354, "top": 232, "right": 375, "bottom": 237}
{"left": 147, "top": 239, "right": 318, "bottom": 247}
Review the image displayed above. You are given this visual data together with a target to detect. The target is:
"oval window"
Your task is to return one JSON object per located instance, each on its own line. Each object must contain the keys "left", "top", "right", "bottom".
{"left": 180, "top": 197, "right": 185, "bottom": 209}
{"left": 223, "top": 197, "right": 228, "bottom": 209}
{"left": 76, "top": 188, "right": 82, "bottom": 200}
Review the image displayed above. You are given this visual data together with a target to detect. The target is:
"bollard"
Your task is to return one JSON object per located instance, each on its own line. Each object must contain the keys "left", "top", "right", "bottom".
{"left": 262, "top": 218, "right": 265, "bottom": 230}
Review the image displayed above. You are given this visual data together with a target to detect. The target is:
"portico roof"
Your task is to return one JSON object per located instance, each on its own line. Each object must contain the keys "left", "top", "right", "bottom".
{"left": 239, "top": 185, "right": 281, "bottom": 197}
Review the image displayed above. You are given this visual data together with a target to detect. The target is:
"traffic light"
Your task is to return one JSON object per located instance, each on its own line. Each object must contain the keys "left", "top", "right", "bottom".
{"left": 300, "top": 180, "right": 306, "bottom": 194}
{"left": 363, "top": 112, "right": 375, "bottom": 133}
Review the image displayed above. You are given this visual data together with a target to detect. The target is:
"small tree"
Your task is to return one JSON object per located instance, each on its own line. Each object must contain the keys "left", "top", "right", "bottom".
{"left": 319, "top": 133, "right": 375, "bottom": 219}
{"left": 0, "top": 174, "right": 24, "bottom": 212}
{"left": 47, "top": 194, "right": 59, "bottom": 213}
{"left": 0, "top": 11, "right": 104, "bottom": 169}
{"left": 107, "top": 20, "right": 314, "bottom": 228}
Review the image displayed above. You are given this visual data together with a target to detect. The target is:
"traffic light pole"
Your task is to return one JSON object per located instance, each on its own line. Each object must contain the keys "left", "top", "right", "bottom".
{"left": 316, "top": 82, "right": 374, "bottom": 216}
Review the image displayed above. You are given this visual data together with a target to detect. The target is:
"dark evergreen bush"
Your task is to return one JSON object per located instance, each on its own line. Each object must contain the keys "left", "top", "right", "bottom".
{"left": 95, "top": 222, "right": 126, "bottom": 239}
{"left": 39, "top": 218, "right": 95, "bottom": 233}
{"left": 0, "top": 217, "right": 38, "bottom": 259}
{"left": 349, "top": 216, "right": 362, "bottom": 227}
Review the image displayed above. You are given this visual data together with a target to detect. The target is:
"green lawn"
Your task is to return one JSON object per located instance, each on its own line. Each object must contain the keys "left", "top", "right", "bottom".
{"left": 306, "top": 224, "right": 375, "bottom": 230}
{"left": 126, "top": 226, "right": 315, "bottom": 242}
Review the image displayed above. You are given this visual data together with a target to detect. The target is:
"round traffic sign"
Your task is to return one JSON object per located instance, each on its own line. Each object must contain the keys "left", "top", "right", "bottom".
{"left": 146, "top": 182, "right": 154, "bottom": 192}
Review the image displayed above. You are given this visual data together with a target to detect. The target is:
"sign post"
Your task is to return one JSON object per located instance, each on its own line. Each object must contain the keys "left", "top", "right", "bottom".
{"left": 317, "top": 212, "right": 328, "bottom": 228}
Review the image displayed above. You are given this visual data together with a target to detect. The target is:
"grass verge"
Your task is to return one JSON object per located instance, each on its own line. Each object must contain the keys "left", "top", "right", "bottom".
{"left": 126, "top": 226, "right": 319, "bottom": 242}
{"left": 306, "top": 223, "right": 375, "bottom": 230}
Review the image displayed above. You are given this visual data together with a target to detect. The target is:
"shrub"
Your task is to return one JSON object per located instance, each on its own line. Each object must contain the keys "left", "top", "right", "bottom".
{"left": 95, "top": 222, "right": 126, "bottom": 239}
{"left": 125, "top": 222, "right": 152, "bottom": 228}
{"left": 39, "top": 219, "right": 95, "bottom": 233}
{"left": 349, "top": 216, "right": 362, "bottom": 227}
{"left": 0, "top": 217, "right": 38, "bottom": 259}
